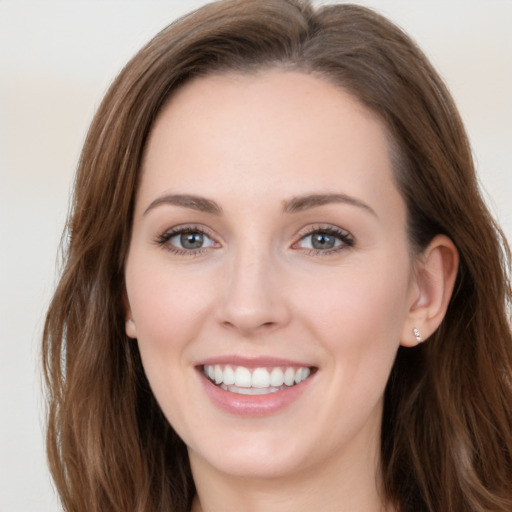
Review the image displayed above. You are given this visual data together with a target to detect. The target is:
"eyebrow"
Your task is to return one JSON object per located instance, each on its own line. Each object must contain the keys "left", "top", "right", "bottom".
{"left": 143, "top": 192, "right": 376, "bottom": 217}
{"left": 283, "top": 193, "right": 377, "bottom": 217}
{"left": 143, "top": 194, "right": 223, "bottom": 216}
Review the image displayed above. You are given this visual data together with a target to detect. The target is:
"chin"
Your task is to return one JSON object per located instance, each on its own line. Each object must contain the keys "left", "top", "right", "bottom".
{"left": 187, "top": 430, "right": 313, "bottom": 480}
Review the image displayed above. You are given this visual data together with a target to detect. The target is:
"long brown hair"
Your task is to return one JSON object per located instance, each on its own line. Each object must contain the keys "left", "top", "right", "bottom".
{"left": 42, "top": 1, "right": 512, "bottom": 510}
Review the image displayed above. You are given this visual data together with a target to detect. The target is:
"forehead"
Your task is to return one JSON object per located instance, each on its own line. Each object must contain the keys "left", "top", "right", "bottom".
{"left": 146, "top": 70, "right": 388, "bottom": 166}
{"left": 139, "top": 70, "right": 403, "bottom": 223}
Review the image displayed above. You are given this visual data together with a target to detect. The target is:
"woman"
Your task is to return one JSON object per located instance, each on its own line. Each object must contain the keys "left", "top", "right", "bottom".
{"left": 42, "top": 1, "right": 512, "bottom": 511}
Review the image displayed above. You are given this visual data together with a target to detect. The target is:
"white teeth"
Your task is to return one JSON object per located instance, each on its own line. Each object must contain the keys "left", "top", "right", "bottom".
{"left": 223, "top": 365, "right": 235, "bottom": 385}
{"left": 270, "top": 367, "right": 284, "bottom": 387}
{"left": 203, "top": 364, "right": 312, "bottom": 392}
{"left": 284, "top": 367, "right": 295, "bottom": 386}
{"left": 295, "top": 367, "right": 311, "bottom": 384}
{"left": 221, "top": 385, "right": 280, "bottom": 395}
{"left": 234, "top": 366, "right": 252, "bottom": 388}
{"left": 251, "top": 368, "right": 270, "bottom": 388}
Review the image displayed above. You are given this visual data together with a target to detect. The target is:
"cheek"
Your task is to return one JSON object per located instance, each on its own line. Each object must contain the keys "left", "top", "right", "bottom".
{"left": 124, "top": 263, "right": 208, "bottom": 426}
{"left": 310, "top": 259, "right": 408, "bottom": 319}
{"left": 299, "top": 256, "right": 411, "bottom": 369}
{"left": 126, "top": 258, "right": 213, "bottom": 346}
{"left": 123, "top": 263, "right": 213, "bottom": 416}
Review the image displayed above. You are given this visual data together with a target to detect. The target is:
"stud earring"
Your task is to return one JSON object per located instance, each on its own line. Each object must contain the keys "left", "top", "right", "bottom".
{"left": 413, "top": 327, "right": 422, "bottom": 342}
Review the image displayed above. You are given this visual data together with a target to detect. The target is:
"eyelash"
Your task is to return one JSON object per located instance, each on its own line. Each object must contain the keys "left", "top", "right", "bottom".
{"left": 154, "top": 224, "right": 354, "bottom": 256}
{"left": 154, "top": 225, "right": 218, "bottom": 256}
{"left": 293, "top": 225, "right": 354, "bottom": 256}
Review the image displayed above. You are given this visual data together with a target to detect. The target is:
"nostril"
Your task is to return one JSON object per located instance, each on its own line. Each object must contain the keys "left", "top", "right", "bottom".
{"left": 221, "top": 319, "right": 278, "bottom": 336}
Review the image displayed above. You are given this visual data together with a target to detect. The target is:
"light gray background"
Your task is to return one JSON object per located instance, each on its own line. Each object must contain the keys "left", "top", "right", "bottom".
{"left": 1, "top": 1, "right": 511, "bottom": 510}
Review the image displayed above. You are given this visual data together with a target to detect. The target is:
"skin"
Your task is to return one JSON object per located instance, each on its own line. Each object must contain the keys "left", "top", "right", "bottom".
{"left": 124, "top": 70, "right": 457, "bottom": 512}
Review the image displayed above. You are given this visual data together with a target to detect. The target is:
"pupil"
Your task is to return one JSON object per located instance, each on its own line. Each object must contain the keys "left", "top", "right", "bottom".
{"left": 181, "top": 232, "right": 204, "bottom": 249}
{"left": 312, "top": 233, "right": 335, "bottom": 250}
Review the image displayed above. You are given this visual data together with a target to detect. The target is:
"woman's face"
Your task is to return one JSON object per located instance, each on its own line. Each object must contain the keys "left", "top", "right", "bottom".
{"left": 124, "top": 71, "right": 420, "bottom": 481}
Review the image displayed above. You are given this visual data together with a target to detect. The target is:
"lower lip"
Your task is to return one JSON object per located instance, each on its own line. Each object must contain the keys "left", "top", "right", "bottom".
{"left": 199, "top": 371, "right": 314, "bottom": 417}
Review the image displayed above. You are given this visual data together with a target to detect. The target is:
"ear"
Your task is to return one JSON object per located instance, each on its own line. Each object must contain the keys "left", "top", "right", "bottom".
{"left": 400, "top": 235, "right": 459, "bottom": 347}
{"left": 123, "top": 291, "right": 138, "bottom": 339}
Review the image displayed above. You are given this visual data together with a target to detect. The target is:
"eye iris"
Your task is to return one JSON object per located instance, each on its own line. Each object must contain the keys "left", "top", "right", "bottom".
{"left": 311, "top": 232, "right": 336, "bottom": 250}
{"left": 181, "top": 232, "right": 204, "bottom": 249}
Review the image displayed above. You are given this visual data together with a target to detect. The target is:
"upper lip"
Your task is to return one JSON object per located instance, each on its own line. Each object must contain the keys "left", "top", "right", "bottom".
{"left": 196, "top": 355, "right": 314, "bottom": 369}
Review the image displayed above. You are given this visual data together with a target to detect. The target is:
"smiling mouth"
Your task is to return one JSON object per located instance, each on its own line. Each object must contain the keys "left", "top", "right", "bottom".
{"left": 202, "top": 364, "right": 314, "bottom": 395}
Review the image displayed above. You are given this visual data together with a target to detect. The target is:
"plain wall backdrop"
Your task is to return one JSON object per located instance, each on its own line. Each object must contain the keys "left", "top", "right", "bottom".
{"left": 1, "top": 1, "right": 511, "bottom": 510}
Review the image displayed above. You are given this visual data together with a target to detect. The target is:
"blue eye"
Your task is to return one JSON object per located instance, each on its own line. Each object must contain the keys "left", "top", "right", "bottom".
{"left": 171, "top": 231, "right": 210, "bottom": 250}
{"left": 157, "top": 227, "right": 217, "bottom": 253}
{"left": 295, "top": 227, "right": 353, "bottom": 253}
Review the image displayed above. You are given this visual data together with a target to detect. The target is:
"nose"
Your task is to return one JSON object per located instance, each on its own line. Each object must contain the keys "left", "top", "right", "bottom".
{"left": 217, "top": 244, "right": 291, "bottom": 337}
